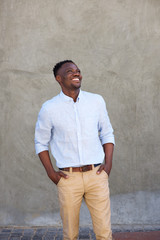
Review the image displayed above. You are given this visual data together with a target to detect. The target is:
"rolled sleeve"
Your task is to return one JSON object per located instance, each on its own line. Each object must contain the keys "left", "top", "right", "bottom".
{"left": 98, "top": 96, "right": 115, "bottom": 145}
{"left": 35, "top": 105, "right": 52, "bottom": 154}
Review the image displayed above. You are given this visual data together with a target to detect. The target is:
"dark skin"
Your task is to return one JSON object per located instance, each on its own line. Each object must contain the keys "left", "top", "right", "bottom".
{"left": 56, "top": 62, "right": 82, "bottom": 102}
{"left": 38, "top": 62, "right": 114, "bottom": 184}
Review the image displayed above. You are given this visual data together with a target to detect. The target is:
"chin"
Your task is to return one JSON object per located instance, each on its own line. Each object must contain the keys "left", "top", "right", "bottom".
{"left": 72, "top": 84, "right": 81, "bottom": 89}
{"left": 75, "top": 85, "right": 81, "bottom": 89}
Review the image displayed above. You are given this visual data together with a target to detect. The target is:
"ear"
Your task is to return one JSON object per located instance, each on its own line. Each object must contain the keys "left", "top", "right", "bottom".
{"left": 56, "top": 75, "right": 61, "bottom": 85}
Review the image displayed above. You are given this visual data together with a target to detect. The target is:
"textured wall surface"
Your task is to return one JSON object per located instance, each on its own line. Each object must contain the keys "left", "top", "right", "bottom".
{"left": 0, "top": 0, "right": 160, "bottom": 227}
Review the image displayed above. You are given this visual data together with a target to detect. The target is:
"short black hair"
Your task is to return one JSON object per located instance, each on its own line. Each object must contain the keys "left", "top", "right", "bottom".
{"left": 53, "top": 60, "right": 74, "bottom": 78}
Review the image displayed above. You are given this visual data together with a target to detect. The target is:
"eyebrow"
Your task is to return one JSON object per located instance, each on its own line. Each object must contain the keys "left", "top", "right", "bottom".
{"left": 66, "top": 68, "right": 81, "bottom": 72}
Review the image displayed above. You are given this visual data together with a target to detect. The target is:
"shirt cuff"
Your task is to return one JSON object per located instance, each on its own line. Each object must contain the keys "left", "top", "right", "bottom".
{"left": 35, "top": 145, "right": 49, "bottom": 155}
{"left": 101, "top": 137, "right": 115, "bottom": 146}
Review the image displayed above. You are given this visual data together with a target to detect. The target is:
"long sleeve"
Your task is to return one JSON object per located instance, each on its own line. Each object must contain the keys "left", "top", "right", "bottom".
{"left": 35, "top": 105, "right": 53, "bottom": 154}
{"left": 98, "top": 96, "right": 115, "bottom": 145}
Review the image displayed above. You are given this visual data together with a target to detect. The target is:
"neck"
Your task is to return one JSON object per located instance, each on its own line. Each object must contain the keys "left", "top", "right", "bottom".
{"left": 62, "top": 88, "right": 80, "bottom": 102}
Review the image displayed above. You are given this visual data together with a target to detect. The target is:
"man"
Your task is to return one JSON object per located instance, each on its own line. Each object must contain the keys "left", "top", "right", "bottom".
{"left": 35, "top": 60, "right": 115, "bottom": 240}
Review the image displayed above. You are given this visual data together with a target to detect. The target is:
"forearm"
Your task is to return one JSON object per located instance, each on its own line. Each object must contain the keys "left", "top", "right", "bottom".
{"left": 38, "top": 150, "right": 68, "bottom": 184}
{"left": 38, "top": 150, "right": 56, "bottom": 180}
{"left": 103, "top": 143, "right": 114, "bottom": 176}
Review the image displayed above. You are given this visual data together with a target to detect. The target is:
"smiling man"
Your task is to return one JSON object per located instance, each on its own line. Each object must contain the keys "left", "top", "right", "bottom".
{"left": 35, "top": 60, "right": 115, "bottom": 240}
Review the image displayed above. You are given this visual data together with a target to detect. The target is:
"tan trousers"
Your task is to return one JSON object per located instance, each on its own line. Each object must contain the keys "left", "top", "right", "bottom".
{"left": 57, "top": 165, "right": 112, "bottom": 240}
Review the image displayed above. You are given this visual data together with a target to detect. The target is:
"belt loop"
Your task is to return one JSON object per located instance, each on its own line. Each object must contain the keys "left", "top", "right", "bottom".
{"left": 92, "top": 164, "right": 94, "bottom": 170}
{"left": 69, "top": 167, "right": 72, "bottom": 173}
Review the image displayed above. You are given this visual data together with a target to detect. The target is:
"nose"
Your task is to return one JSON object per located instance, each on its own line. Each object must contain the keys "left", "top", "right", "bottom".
{"left": 73, "top": 70, "right": 80, "bottom": 76}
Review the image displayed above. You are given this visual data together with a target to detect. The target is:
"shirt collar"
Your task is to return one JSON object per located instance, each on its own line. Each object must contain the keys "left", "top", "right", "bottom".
{"left": 60, "top": 90, "right": 82, "bottom": 103}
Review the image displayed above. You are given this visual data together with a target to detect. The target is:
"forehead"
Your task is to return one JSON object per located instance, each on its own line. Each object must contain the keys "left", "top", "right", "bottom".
{"left": 60, "top": 62, "right": 79, "bottom": 72}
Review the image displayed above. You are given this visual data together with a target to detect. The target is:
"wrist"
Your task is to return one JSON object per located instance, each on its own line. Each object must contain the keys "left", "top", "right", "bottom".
{"left": 48, "top": 170, "right": 56, "bottom": 180}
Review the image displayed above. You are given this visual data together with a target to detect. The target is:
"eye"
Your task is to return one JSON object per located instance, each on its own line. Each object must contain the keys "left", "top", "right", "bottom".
{"left": 66, "top": 69, "right": 72, "bottom": 73}
{"left": 76, "top": 69, "right": 81, "bottom": 74}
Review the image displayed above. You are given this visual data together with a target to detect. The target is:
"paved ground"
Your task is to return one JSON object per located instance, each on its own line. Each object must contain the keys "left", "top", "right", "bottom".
{"left": 0, "top": 227, "right": 160, "bottom": 240}
{"left": 113, "top": 231, "right": 160, "bottom": 240}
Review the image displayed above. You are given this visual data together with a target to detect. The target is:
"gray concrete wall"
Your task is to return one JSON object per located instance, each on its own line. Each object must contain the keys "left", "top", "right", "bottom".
{"left": 0, "top": 0, "right": 160, "bottom": 228}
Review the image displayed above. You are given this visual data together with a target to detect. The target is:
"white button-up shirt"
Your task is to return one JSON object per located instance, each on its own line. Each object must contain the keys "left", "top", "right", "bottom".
{"left": 35, "top": 90, "right": 115, "bottom": 168}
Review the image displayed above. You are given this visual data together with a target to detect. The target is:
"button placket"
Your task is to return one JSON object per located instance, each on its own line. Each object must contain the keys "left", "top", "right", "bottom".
{"left": 73, "top": 102, "right": 83, "bottom": 165}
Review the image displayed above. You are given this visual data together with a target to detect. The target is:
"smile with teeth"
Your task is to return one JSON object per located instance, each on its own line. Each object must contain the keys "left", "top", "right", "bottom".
{"left": 72, "top": 78, "right": 80, "bottom": 81}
